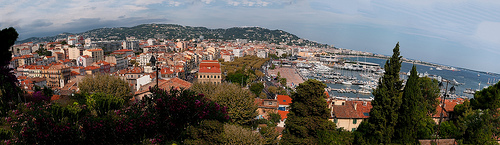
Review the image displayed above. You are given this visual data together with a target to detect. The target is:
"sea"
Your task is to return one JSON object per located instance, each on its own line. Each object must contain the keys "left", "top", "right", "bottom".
{"left": 324, "top": 57, "right": 500, "bottom": 99}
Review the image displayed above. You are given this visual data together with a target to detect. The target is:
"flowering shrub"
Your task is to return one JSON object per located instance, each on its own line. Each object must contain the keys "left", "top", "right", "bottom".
{"left": 3, "top": 87, "right": 229, "bottom": 144}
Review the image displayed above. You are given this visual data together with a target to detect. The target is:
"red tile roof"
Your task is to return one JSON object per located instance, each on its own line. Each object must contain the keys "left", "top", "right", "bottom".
{"left": 86, "top": 48, "right": 103, "bottom": 52}
{"left": 199, "top": 66, "right": 221, "bottom": 73}
{"left": 331, "top": 101, "right": 372, "bottom": 119}
{"left": 277, "top": 95, "right": 292, "bottom": 105}
{"left": 278, "top": 110, "right": 289, "bottom": 121}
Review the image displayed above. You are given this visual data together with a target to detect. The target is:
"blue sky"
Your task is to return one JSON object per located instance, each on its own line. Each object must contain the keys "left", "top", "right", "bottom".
{"left": 1, "top": 0, "right": 500, "bottom": 73}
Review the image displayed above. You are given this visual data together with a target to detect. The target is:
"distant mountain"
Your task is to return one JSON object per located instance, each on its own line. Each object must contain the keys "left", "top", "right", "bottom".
{"left": 18, "top": 24, "right": 329, "bottom": 47}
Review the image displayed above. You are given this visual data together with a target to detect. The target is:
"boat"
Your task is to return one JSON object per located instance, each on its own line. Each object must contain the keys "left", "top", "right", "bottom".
{"left": 341, "top": 81, "right": 352, "bottom": 85}
{"left": 358, "top": 89, "right": 371, "bottom": 94}
{"left": 436, "top": 67, "right": 443, "bottom": 70}
{"left": 463, "top": 88, "right": 476, "bottom": 94}
{"left": 430, "top": 68, "right": 433, "bottom": 70}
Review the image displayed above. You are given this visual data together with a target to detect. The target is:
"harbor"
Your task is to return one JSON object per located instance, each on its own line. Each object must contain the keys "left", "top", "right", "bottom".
{"left": 270, "top": 55, "right": 500, "bottom": 100}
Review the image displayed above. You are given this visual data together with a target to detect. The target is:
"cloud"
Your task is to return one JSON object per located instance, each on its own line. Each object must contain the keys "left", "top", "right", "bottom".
{"left": 26, "top": 19, "right": 53, "bottom": 28}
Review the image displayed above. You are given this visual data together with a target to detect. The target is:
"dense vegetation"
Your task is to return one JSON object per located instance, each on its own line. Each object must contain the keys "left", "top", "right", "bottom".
{"left": 221, "top": 55, "right": 269, "bottom": 85}
{"left": 19, "top": 24, "right": 329, "bottom": 47}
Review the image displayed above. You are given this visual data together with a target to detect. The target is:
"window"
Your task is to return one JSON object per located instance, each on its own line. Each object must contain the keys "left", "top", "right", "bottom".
{"left": 283, "top": 100, "right": 286, "bottom": 102}
{"left": 352, "top": 128, "right": 356, "bottom": 132}
{"left": 334, "top": 118, "right": 338, "bottom": 123}
{"left": 268, "top": 102, "right": 272, "bottom": 105}
{"left": 353, "top": 119, "right": 357, "bottom": 124}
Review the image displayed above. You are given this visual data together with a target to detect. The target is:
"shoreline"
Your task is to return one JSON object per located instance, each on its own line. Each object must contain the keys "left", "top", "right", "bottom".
{"left": 338, "top": 55, "right": 455, "bottom": 71}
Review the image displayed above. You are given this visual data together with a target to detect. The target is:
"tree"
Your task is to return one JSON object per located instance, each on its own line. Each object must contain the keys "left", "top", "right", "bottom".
{"left": 221, "top": 123, "right": 264, "bottom": 144}
{"left": 249, "top": 82, "right": 264, "bottom": 96}
{"left": 280, "top": 78, "right": 287, "bottom": 87}
{"left": 281, "top": 79, "right": 337, "bottom": 144}
{"left": 356, "top": 42, "right": 403, "bottom": 144}
{"left": 0, "top": 27, "right": 20, "bottom": 116}
{"left": 190, "top": 82, "right": 258, "bottom": 126}
{"left": 470, "top": 81, "right": 500, "bottom": 111}
{"left": 78, "top": 74, "right": 132, "bottom": 101}
{"left": 394, "top": 65, "right": 425, "bottom": 144}
{"left": 458, "top": 109, "right": 499, "bottom": 145}
{"left": 418, "top": 77, "right": 440, "bottom": 115}
{"left": 268, "top": 112, "right": 282, "bottom": 124}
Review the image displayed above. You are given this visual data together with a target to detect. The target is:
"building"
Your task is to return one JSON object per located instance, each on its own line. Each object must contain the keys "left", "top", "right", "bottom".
{"left": 432, "top": 98, "right": 465, "bottom": 124}
{"left": 76, "top": 55, "right": 93, "bottom": 67}
{"left": 256, "top": 50, "right": 268, "bottom": 58}
{"left": 329, "top": 99, "right": 372, "bottom": 132}
{"left": 42, "top": 64, "right": 71, "bottom": 88}
{"left": 197, "top": 60, "right": 221, "bottom": 84}
{"left": 233, "top": 48, "right": 244, "bottom": 57}
{"left": 255, "top": 98, "right": 279, "bottom": 119}
{"left": 134, "top": 77, "right": 192, "bottom": 101}
{"left": 276, "top": 95, "right": 292, "bottom": 128}
{"left": 68, "top": 47, "right": 82, "bottom": 60}
{"left": 83, "top": 48, "right": 104, "bottom": 62}
{"left": 105, "top": 55, "right": 128, "bottom": 70}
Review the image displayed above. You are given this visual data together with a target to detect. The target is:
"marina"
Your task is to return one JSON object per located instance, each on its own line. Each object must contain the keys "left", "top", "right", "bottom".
{"left": 282, "top": 55, "right": 500, "bottom": 100}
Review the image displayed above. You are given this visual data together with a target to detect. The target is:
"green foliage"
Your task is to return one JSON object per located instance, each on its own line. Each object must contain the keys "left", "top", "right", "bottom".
{"left": 0, "top": 27, "right": 21, "bottom": 115}
{"left": 281, "top": 79, "right": 337, "bottom": 144}
{"left": 86, "top": 93, "right": 125, "bottom": 117}
{"left": 356, "top": 42, "right": 403, "bottom": 144}
{"left": 78, "top": 74, "right": 132, "bottom": 101}
{"left": 394, "top": 65, "right": 426, "bottom": 144}
{"left": 0, "top": 128, "right": 13, "bottom": 140}
{"left": 438, "top": 121, "right": 459, "bottom": 139}
{"left": 317, "top": 128, "right": 353, "bottom": 145}
{"left": 418, "top": 77, "right": 440, "bottom": 115}
{"left": 35, "top": 47, "right": 52, "bottom": 56}
{"left": 458, "top": 109, "right": 500, "bottom": 145}
{"left": 268, "top": 86, "right": 278, "bottom": 94}
{"left": 280, "top": 78, "right": 287, "bottom": 86}
{"left": 226, "top": 72, "right": 248, "bottom": 86}
{"left": 417, "top": 117, "right": 436, "bottom": 139}
{"left": 184, "top": 120, "right": 224, "bottom": 144}
{"left": 190, "top": 82, "right": 258, "bottom": 126}
{"left": 222, "top": 123, "right": 264, "bottom": 144}
{"left": 259, "top": 125, "right": 280, "bottom": 145}
{"left": 250, "top": 82, "right": 265, "bottom": 96}
{"left": 470, "top": 81, "right": 500, "bottom": 111}
{"left": 268, "top": 112, "right": 282, "bottom": 124}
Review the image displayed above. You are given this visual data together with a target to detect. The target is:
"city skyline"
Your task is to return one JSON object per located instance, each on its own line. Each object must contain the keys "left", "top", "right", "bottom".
{"left": 2, "top": 0, "right": 500, "bottom": 73}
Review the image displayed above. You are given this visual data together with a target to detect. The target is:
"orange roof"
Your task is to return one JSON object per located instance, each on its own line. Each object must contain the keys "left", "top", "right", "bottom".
{"left": 86, "top": 48, "right": 103, "bottom": 52}
{"left": 161, "top": 67, "right": 174, "bottom": 75}
{"left": 331, "top": 101, "right": 372, "bottom": 119}
{"left": 277, "top": 95, "right": 292, "bottom": 105}
{"left": 85, "top": 66, "right": 100, "bottom": 70}
{"left": 115, "top": 49, "right": 133, "bottom": 52}
{"left": 199, "top": 66, "right": 221, "bottom": 73}
{"left": 71, "top": 71, "right": 80, "bottom": 76}
{"left": 278, "top": 110, "right": 289, "bottom": 121}
{"left": 51, "top": 95, "right": 61, "bottom": 101}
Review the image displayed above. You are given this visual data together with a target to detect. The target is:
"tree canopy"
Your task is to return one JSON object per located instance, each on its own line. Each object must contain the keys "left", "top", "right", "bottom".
{"left": 394, "top": 65, "right": 426, "bottom": 143}
{"left": 0, "top": 27, "right": 20, "bottom": 116}
{"left": 355, "top": 42, "right": 403, "bottom": 144}
{"left": 78, "top": 74, "right": 132, "bottom": 101}
{"left": 281, "top": 79, "right": 337, "bottom": 144}
{"left": 190, "top": 82, "right": 258, "bottom": 126}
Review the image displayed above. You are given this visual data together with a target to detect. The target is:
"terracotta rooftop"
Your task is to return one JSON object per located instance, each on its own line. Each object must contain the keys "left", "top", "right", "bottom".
{"left": 277, "top": 95, "right": 292, "bottom": 106}
{"left": 331, "top": 101, "right": 372, "bottom": 119}
{"left": 278, "top": 110, "right": 289, "bottom": 121}
{"left": 86, "top": 48, "right": 103, "bottom": 52}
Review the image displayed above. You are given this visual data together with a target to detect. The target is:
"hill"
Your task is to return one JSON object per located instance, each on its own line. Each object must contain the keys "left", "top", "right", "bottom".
{"left": 18, "top": 24, "right": 329, "bottom": 47}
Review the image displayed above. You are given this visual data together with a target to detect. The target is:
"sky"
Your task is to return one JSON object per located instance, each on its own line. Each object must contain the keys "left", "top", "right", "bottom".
{"left": 1, "top": 0, "right": 500, "bottom": 73}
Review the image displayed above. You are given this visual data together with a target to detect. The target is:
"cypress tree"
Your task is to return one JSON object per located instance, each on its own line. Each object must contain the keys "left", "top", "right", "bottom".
{"left": 394, "top": 65, "right": 425, "bottom": 143}
{"left": 280, "top": 79, "right": 336, "bottom": 144}
{"left": 356, "top": 42, "right": 403, "bottom": 144}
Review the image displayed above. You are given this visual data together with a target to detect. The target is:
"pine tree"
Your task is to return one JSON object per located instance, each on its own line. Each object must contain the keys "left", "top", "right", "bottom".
{"left": 0, "top": 27, "right": 20, "bottom": 116}
{"left": 280, "top": 79, "right": 336, "bottom": 144}
{"left": 394, "top": 65, "right": 425, "bottom": 143}
{"left": 356, "top": 42, "right": 403, "bottom": 144}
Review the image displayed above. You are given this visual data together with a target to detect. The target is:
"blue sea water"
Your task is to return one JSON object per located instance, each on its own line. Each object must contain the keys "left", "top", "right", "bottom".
{"left": 326, "top": 57, "right": 500, "bottom": 99}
